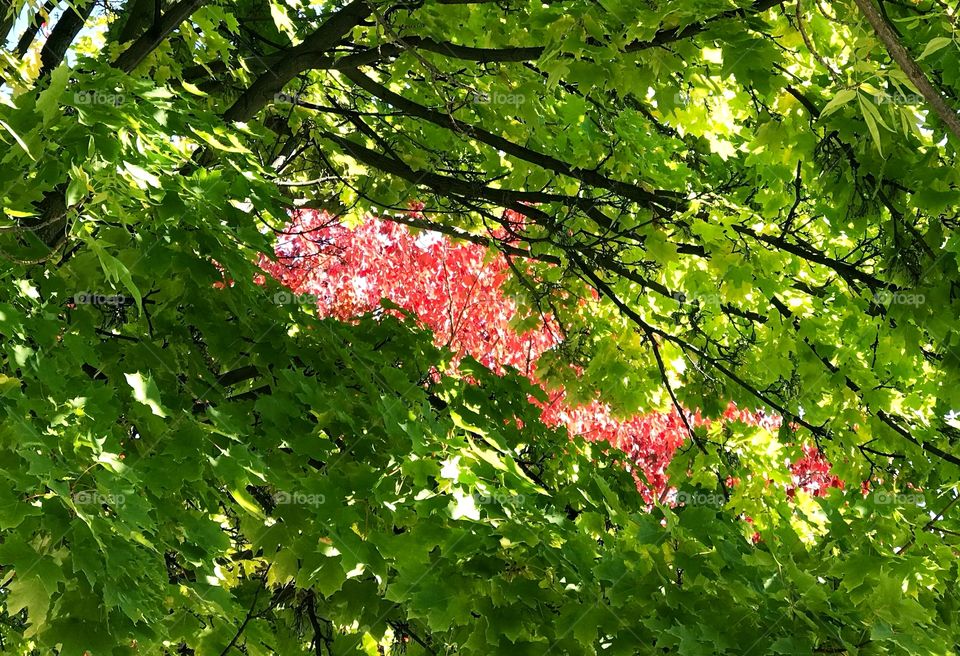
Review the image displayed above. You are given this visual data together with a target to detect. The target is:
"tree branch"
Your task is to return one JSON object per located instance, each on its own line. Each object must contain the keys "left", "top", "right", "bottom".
{"left": 113, "top": 0, "right": 209, "bottom": 73}
{"left": 15, "top": 0, "right": 55, "bottom": 58}
{"left": 852, "top": 0, "right": 960, "bottom": 141}
{"left": 340, "top": 67, "right": 685, "bottom": 212}
{"left": 337, "top": 0, "right": 788, "bottom": 67}
{"left": 223, "top": 0, "right": 374, "bottom": 123}
{"left": 38, "top": 0, "right": 95, "bottom": 80}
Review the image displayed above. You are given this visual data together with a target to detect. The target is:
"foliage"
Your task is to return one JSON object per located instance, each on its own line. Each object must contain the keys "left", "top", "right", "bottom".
{"left": 0, "top": 0, "right": 959, "bottom": 653}
{"left": 262, "top": 208, "right": 843, "bottom": 501}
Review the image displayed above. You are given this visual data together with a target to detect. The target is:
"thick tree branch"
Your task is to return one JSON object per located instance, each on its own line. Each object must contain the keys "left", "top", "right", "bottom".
{"left": 337, "top": 0, "right": 788, "bottom": 67}
{"left": 315, "top": 127, "right": 884, "bottom": 328}
{"left": 15, "top": 0, "right": 55, "bottom": 57}
{"left": 316, "top": 129, "right": 615, "bottom": 218}
{"left": 0, "top": 0, "right": 14, "bottom": 46}
{"left": 23, "top": 0, "right": 208, "bottom": 252}
{"left": 223, "top": 0, "right": 373, "bottom": 123}
{"left": 337, "top": 38, "right": 540, "bottom": 66}
{"left": 852, "top": 0, "right": 960, "bottom": 141}
{"left": 117, "top": 0, "right": 157, "bottom": 44}
{"left": 731, "top": 224, "right": 890, "bottom": 291}
{"left": 113, "top": 0, "right": 209, "bottom": 73}
{"left": 38, "top": 0, "right": 95, "bottom": 80}
{"left": 340, "top": 67, "right": 686, "bottom": 212}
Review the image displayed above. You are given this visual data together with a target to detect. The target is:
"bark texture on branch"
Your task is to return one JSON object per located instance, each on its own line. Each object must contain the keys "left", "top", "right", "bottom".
{"left": 852, "top": 0, "right": 960, "bottom": 142}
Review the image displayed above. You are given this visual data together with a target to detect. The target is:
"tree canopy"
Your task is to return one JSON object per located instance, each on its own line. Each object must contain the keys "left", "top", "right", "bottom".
{"left": 1, "top": 0, "right": 960, "bottom": 653}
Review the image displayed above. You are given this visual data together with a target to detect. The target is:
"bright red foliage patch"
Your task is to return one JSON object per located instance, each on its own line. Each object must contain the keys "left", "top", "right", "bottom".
{"left": 788, "top": 445, "right": 844, "bottom": 498}
{"left": 260, "top": 209, "right": 557, "bottom": 375}
{"left": 260, "top": 209, "right": 843, "bottom": 500}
